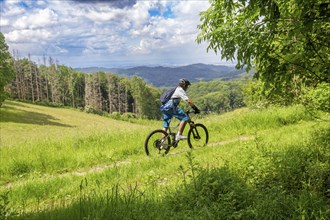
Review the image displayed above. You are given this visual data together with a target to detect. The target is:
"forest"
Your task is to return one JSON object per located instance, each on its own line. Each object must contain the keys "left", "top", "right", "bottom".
{"left": 2, "top": 50, "right": 249, "bottom": 119}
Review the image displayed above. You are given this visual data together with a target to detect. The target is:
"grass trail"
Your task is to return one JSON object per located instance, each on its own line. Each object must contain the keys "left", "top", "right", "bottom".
{"left": 0, "top": 100, "right": 329, "bottom": 219}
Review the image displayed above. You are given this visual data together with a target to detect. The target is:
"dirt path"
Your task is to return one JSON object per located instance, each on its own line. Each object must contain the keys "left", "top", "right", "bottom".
{"left": 167, "top": 135, "right": 254, "bottom": 156}
{"left": 4, "top": 160, "right": 131, "bottom": 189}
{"left": 207, "top": 135, "right": 254, "bottom": 147}
{"left": 4, "top": 135, "right": 254, "bottom": 189}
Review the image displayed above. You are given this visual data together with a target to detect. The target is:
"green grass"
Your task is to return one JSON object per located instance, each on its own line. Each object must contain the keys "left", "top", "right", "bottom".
{"left": 0, "top": 100, "right": 329, "bottom": 219}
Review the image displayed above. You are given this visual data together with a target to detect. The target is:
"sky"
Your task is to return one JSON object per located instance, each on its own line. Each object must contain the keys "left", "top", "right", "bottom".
{"left": 0, "top": 0, "right": 232, "bottom": 68}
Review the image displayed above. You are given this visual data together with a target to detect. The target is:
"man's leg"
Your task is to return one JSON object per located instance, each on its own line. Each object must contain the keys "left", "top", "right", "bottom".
{"left": 162, "top": 112, "right": 172, "bottom": 143}
{"left": 163, "top": 112, "right": 171, "bottom": 132}
{"left": 178, "top": 121, "right": 187, "bottom": 135}
{"left": 161, "top": 111, "right": 176, "bottom": 150}
{"left": 174, "top": 108, "right": 189, "bottom": 141}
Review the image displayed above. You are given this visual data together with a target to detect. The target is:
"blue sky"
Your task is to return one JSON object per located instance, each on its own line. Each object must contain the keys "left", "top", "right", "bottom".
{"left": 1, "top": 0, "right": 232, "bottom": 68}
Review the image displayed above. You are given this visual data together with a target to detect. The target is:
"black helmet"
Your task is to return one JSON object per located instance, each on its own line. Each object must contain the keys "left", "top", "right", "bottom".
{"left": 179, "top": 78, "right": 191, "bottom": 86}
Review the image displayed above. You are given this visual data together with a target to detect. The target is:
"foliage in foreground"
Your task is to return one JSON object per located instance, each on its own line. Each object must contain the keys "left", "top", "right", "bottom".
{"left": 6, "top": 127, "right": 329, "bottom": 220}
{"left": 2, "top": 110, "right": 329, "bottom": 220}
{"left": 167, "top": 129, "right": 329, "bottom": 219}
{"left": 197, "top": 0, "right": 329, "bottom": 106}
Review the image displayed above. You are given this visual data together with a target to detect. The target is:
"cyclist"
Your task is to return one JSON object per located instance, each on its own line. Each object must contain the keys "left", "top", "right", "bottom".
{"left": 160, "top": 78, "right": 200, "bottom": 141}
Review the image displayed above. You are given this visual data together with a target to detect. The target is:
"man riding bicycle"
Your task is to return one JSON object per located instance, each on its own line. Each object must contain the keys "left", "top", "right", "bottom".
{"left": 160, "top": 78, "right": 200, "bottom": 141}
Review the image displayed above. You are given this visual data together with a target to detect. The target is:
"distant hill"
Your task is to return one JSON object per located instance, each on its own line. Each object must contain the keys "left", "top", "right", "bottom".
{"left": 75, "top": 63, "right": 251, "bottom": 87}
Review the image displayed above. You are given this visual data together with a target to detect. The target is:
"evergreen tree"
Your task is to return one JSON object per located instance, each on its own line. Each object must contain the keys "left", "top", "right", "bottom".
{"left": 0, "top": 33, "right": 14, "bottom": 106}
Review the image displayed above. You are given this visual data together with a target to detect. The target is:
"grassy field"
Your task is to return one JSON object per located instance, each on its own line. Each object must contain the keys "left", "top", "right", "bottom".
{"left": 0, "top": 100, "right": 329, "bottom": 219}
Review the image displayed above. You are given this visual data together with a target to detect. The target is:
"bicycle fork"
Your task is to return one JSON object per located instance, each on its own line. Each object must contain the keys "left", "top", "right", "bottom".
{"left": 190, "top": 122, "right": 201, "bottom": 140}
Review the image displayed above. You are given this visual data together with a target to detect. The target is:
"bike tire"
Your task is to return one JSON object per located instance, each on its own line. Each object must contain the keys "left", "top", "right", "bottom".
{"left": 187, "top": 123, "right": 209, "bottom": 148}
{"left": 144, "top": 129, "right": 171, "bottom": 156}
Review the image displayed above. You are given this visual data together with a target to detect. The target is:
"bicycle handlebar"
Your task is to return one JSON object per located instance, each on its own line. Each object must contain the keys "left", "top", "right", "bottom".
{"left": 185, "top": 109, "right": 200, "bottom": 115}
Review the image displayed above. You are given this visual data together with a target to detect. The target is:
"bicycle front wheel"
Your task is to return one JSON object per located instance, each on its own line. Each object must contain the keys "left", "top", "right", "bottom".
{"left": 144, "top": 129, "right": 171, "bottom": 156}
{"left": 187, "top": 123, "right": 209, "bottom": 148}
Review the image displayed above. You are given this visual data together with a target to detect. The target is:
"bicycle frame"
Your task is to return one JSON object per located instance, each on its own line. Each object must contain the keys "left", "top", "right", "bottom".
{"left": 163, "top": 122, "right": 180, "bottom": 149}
{"left": 163, "top": 111, "right": 197, "bottom": 148}
{"left": 166, "top": 121, "right": 179, "bottom": 136}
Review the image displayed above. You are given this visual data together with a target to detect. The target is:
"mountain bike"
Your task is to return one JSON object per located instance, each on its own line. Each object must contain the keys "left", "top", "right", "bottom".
{"left": 144, "top": 110, "right": 209, "bottom": 156}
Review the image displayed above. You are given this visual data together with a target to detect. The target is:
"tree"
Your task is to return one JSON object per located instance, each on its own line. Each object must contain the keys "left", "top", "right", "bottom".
{"left": 67, "top": 69, "right": 85, "bottom": 108}
{"left": 188, "top": 79, "right": 247, "bottom": 112}
{"left": 84, "top": 74, "right": 103, "bottom": 113}
{"left": 130, "top": 76, "right": 161, "bottom": 119}
{"left": 197, "top": 0, "right": 329, "bottom": 104}
{"left": 9, "top": 58, "right": 44, "bottom": 103}
{"left": 0, "top": 33, "right": 15, "bottom": 106}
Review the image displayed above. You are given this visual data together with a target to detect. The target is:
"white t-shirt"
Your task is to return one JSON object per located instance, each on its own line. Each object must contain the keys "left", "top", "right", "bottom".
{"left": 171, "top": 86, "right": 189, "bottom": 101}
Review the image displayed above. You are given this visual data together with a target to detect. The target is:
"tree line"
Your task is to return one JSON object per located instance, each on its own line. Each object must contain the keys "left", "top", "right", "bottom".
{"left": 4, "top": 55, "right": 162, "bottom": 119}
{"left": 4, "top": 52, "right": 249, "bottom": 118}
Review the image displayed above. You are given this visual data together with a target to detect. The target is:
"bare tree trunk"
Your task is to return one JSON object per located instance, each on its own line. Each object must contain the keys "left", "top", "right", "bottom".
{"left": 43, "top": 55, "right": 49, "bottom": 101}
{"left": 108, "top": 82, "right": 112, "bottom": 113}
{"left": 71, "top": 75, "right": 75, "bottom": 107}
{"left": 85, "top": 76, "right": 90, "bottom": 107}
{"left": 125, "top": 84, "right": 128, "bottom": 113}
{"left": 117, "top": 82, "right": 121, "bottom": 113}
{"left": 13, "top": 50, "right": 21, "bottom": 99}
{"left": 96, "top": 74, "right": 102, "bottom": 112}
{"left": 28, "top": 54, "right": 35, "bottom": 102}
{"left": 49, "top": 57, "right": 54, "bottom": 102}
{"left": 34, "top": 63, "right": 40, "bottom": 101}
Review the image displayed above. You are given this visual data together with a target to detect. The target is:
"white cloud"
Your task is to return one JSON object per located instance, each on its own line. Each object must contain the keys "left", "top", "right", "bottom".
{"left": 13, "top": 8, "right": 58, "bottom": 29}
{"left": 5, "top": 29, "right": 56, "bottom": 43}
{"left": 173, "top": 1, "right": 209, "bottom": 16}
{"left": 1, "top": 18, "right": 10, "bottom": 26}
{"left": 1, "top": 0, "right": 25, "bottom": 16}
{"left": 83, "top": 7, "right": 120, "bottom": 22}
{"left": 1, "top": 0, "right": 227, "bottom": 68}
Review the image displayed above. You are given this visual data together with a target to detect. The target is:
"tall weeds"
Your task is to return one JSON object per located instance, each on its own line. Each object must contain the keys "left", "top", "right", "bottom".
{"left": 1, "top": 102, "right": 329, "bottom": 219}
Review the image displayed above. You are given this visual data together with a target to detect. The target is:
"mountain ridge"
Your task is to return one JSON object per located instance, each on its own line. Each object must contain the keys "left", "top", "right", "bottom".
{"left": 75, "top": 63, "right": 250, "bottom": 87}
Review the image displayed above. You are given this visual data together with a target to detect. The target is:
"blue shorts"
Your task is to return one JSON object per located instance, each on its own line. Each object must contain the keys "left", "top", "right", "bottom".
{"left": 163, "top": 107, "right": 189, "bottom": 128}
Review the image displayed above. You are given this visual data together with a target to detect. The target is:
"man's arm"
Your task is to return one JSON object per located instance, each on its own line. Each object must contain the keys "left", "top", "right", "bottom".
{"left": 186, "top": 99, "right": 200, "bottom": 113}
{"left": 186, "top": 99, "right": 194, "bottom": 107}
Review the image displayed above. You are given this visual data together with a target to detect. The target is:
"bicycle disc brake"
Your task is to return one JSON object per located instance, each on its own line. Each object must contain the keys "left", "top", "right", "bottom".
{"left": 154, "top": 139, "right": 161, "bottom": 150}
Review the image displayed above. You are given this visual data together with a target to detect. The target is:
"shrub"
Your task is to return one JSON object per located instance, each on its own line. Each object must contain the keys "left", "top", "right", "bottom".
{"left": 84, "top": 105, "right": 97, "bottom": 114}
{"left": 166, "top": 163, "right": 255, "bottom": 219}
{"left": 110, "top": 112, "right": 121, "bottom": 119}
{"left": 9, "top": 160, "right": 32, "bottom": 176}
{"left": 302, "top": 82, "right": 330, "bottom": 112}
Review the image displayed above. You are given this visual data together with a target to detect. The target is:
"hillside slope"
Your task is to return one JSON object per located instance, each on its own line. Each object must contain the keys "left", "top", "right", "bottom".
{"left": 0, "top": 101, "right": 156, "bottom": 147}
{"left": 0, "top": 101, "right": 329, "bottom": 219}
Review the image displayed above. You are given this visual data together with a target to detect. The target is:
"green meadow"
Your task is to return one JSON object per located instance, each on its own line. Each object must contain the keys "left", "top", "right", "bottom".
{"left": 0, "top": 100, "right": 329, "bottom": 219}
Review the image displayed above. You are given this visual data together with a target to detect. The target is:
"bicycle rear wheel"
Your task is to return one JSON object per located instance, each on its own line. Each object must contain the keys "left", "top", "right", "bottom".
{"left": 187, "top": 123, "right": 208, "bottom": 148}
{"left": 144, "top": 129, "right": 171, "bottom": 156}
